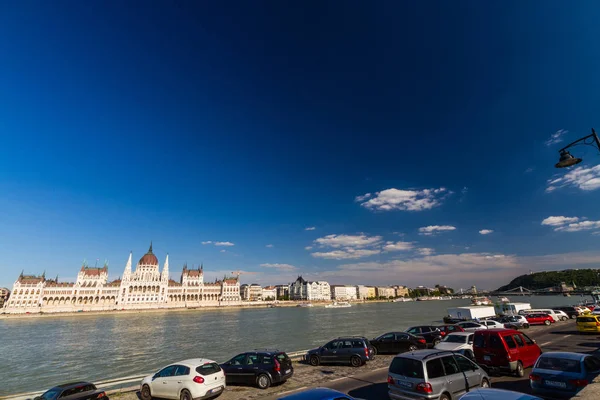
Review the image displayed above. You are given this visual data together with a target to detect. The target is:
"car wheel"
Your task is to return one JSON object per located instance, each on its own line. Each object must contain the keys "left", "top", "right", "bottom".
{"left": 432, "top": 338, "right": 441, "bottom": 347}
{"left": 524, "top": 323, "right": 530, "bottom": 329}
{"left": 439, "top": 392, "right": 451, "bottom": 400}
{"left": 570, "top": 314, "right": 575, "bottom": 319}
{"left": 141, "top": 385, "right": 152, "bottom": 400}
{"left": 257, "top": 374, "right": 271, "bottom": 389}
{"left": 309, "top": 355, "right": 320, "bottom": 366}
{"left": 372, "top": 346, "right": 378, "bottom": 355}
{"left": 544, "top": 320, "right": 551, "bottom": 326}
{"left": 481, "top": 378, "right": 490, "bottom": 388}
{"left": 562, "top": 316, "right": 568, "bottom": 321}
{"left": 515, "top": 361, "right": 524, "bottom": 377}
{"left": 409, "top": 345, "right": 418, "bottom": 351}
{"left": 180, "top": 389, "right": 192, "bottom": 400}
{"left": 350, "top": 356, "right": 362, "bottom": 367}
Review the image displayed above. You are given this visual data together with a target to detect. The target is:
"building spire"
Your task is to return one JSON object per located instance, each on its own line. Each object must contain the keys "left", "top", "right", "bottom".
{"left": 123, "top": 251, "right": 133, "bottom": 281}
{"left": 149, "top": 241, "right": 153, "bottom": 254}
{"left": 162, "top": 254, "right": 169, "bottom": 282}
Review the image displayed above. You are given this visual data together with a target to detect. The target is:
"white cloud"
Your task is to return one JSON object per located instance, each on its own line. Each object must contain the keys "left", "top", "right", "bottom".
{"left": 215, "top": 241, "right": 235, "bottom": 246}
{"left": 311, "top": 233, "right": 383, "bottom": 260}
{"left": 354, "top": 193, "right": 372, "bottom": 202}
{"left": 220, "top": 249, "right": 226, "bottom": 253}
{"left": 547, "top": 165, "right": 600, "bottom": 192}
{"left": 305, "top": 227, "right": 316, "bottom": 231}
{"left": 304, "top": 246, "right": 313, "bottom": 251}
{"left": 418, "top": 225, "right": 456, "bottom": 236}
{"left": 479, "top": 229, "right": 494, "bottom": 235}
{"left": 265, "top": 244, "right": 274, "bottom": 248}
{"left": 315, "top": 234, "right": 382, "bottom": 248}
{"left": 541, "top": 216, "right": 580, "bottom": 227}
{"left": 416, "top": 248, "right": 435, "bottom": 256}
{"left": 260, "top": 263, "right": 297, "bottom": 271}
{"left": 545, "top": 129, "right": 567, "bottom": 146}
{"left": 357, "top": 187, "right": 449, "bottom": 212}
{"left": 201, "top": 241, "right": 213, "bottom": 245}
{"left": 555, "top": 220, "right": 600, "bottom": 232}
{"left": 312, "top": 249, "right": 381, "bottom": 260}
{"left": 383, "top": 241, "right": 414, "bottom": 252}
{"left": 525, "top": 167, "right": 534, "bottom": 173}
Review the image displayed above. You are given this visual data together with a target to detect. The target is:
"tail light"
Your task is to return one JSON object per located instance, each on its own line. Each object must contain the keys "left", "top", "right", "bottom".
{"left": 569, "top": 379, "right": 588, "bottom": 387}
{"left": 529, "top": 374, "right": 541, "bottom": 381}
{"left": 365, "top": 347, "right": 369, "bottom": 358}
{"left": 416, "top": 382, "right": 433, "bottom": 394}
{"left": 596, "top": 321, "right": 600, "bottom": 327}
{"left": 97, "top": 393, "right": 106, "bottom": 399}
{"left": 274, "top": 358, "right": 281, "bottom": 372}
{"left": 440, "top": 331, "right": 446, "bottom": 336}
{"left": 387, "top": 375, "right": 394, "bottom": 384}
{"left": 193, "top": 376, "right": 205, "bottom": 384}
{"left": 418, "top": 338, "right": 426, "bottom": 344}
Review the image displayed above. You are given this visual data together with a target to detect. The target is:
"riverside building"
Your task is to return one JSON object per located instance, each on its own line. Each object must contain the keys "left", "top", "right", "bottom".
{"left": 289, "top": 276, "right": 331, "bottom": 301}
{"left": 2, "top": 243, "right": 241, "bottom": 314}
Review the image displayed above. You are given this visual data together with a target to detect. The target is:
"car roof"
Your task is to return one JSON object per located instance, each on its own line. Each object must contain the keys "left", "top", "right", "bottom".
{"left": 538, "top": 352, "right": 588, "bottom": 361}
{"left": 459, "top": 388, "right": 542, "bottom": 400}
{"left": 446, "top": 332, "right": 472, "bottom": 336}
{"left": 476, "top": 328, "right": 518, "bottom": 334}
{"left": 393, "top": 349, "right": 450, "bottom": 360}
{"left": 174, "top": 358, "right": 217, "bottom": 367}
{"left": 52, "top": 382, "right": 94, "bottom": 390}
{"left": 277, "top": 387, "right": 350, "bottom": 400}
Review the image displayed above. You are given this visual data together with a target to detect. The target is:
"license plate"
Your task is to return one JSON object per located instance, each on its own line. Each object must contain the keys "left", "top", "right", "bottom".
{"left": 545, "top": 380, "right": 566, "bottom": 388}
{"left": 209, "top": 386, "right": 223, "bottom": 394}
{"left": 484, "top": 356, "right": 491, "bottom": 361}
{"left": 397, "top": 380, "right": 412, "bottom": 388}
{"left": 285, "top": 369, "right": 291, "bottom": 374}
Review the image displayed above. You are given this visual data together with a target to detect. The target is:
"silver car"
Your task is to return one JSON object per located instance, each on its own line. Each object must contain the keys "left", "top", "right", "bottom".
{"left": 388, "top": 349, "right": 490, "bottom": 400}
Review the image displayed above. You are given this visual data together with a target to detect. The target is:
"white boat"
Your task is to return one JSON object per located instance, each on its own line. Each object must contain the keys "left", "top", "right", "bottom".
{"left": 498, "top": 296, "right": 510, "bottom": 303}
{"left": 471, "top": 296, "right": 492, "bottom": 306}
{"left": 296, "top": 303, "right": 313, "bottom": 307}
{"left": 325, "top": 301, "right": 351, "bottom": 308}
{"left": 393, "top": 298, "right": 413, "bottom": 302}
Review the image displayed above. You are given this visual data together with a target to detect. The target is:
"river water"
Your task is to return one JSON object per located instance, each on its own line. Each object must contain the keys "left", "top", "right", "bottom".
{"left": 0, "top": 295, "right": 588, "bottom": 395}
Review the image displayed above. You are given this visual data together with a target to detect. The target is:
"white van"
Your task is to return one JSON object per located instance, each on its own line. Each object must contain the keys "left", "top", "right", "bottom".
{"left": 520, "top": 308, "right": 560, "bottom": 322}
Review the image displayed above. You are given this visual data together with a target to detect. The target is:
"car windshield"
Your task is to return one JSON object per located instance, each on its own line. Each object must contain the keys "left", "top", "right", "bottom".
{"left": 389, "top": 357, "right": 424, "bottom": 379}
{"left": 442, "top": 335, "right": 467, "bottom": 343}
{"left": 41, "top": 389, "right": 62, "bottom": 400}
{"left": 536, "top": 357, "right": 581, "bottom": 373}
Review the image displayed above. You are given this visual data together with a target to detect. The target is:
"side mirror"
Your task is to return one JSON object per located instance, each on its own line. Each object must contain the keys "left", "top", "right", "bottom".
{"left": 468, "top": 341, "right": 473, "bottom": 345}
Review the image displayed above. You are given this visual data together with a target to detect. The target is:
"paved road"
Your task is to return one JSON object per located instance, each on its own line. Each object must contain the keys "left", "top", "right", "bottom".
{"left": 263, "top": 321, "right": 600, "bottom": 400}
{"left": 111, "top": 321, "right": 600, "bottom": 400}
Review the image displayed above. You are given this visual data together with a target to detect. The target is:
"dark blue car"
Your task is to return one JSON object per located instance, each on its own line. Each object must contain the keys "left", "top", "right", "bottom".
{"left": 277, "top": 388, "right": 363, "bottom": 400}
{"left": 530, "top": 351, "right": 600, "bottom": 398}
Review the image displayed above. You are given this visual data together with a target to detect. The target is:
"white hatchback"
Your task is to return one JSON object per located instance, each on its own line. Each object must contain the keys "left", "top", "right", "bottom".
{"left": 434, "top": 332, "right": 475, "bottom": 358}
{"left": 141, "top": 359, "right": 226, "bottom": 400}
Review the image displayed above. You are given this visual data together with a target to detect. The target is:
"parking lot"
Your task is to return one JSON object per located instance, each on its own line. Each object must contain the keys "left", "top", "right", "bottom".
{"left": 109, "top": 321, "right": 600, "bottom": 400}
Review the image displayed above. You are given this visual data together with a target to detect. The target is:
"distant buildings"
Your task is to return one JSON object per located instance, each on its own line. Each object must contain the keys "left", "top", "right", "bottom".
{"left": 275, "top": 285, "right": 289, "bottom": 299}
{"left": 262, "top": 286, "right": 277, "bottom": 300}
{"left": 376, "top": 286, "right": 396, "bottom": 298}
{"left": 0, "top": 288, "right": 10, "bottom": 308}
{"left": 2, "top": 244, "right": 241, "bottom": 314}
{"left": 240, "top": 284, "right": 262, "bottom": 301}
{"left": 356, "top": 285, "right": 370, "bottom": 299}
{"left": 290, "top": 276, "right": 331, "bottom": 301}
{"left": 330, "top": 285, "right": 358, "bottom": 301}
{"left": 394, "top": 286, "right": 409, "bottom": 297}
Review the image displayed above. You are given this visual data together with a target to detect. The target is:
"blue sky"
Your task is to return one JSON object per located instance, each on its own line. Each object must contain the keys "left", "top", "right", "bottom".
{"left": 2, "top": 2, "right": 600, "bottom": 290}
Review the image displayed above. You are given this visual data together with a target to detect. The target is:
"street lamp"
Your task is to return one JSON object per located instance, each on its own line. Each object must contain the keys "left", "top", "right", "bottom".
{"left": 555, "top": 128, "right": 600, "bottom": 168}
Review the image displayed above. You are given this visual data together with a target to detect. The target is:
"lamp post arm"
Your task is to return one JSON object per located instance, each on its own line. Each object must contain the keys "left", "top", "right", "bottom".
{"left": 559, "top": 129, "right": 600, "bottom": 153}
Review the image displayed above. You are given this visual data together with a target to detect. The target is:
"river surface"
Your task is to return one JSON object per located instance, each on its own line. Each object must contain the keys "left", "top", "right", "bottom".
{"left": 0, "top": 295, "right": 590, "bottom": 395}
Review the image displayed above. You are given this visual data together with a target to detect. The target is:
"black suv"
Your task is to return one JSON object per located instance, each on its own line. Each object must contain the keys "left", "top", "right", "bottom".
{"left": 220, "top": 350, "right": 293, "bottom": 389}
{"left": 370, "top": 332, "right": 427, "bottom": 354}
{"left": 35, "top": 382, "right": 107, "bottom": 400}
{"left": 306, "top": 337, "right": 374, "bottom": 367}
{"left": 405, "top": 326, "right": 443, "bottom": 348}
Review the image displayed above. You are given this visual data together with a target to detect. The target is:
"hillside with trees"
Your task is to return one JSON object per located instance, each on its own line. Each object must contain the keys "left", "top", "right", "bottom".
{"left": 496, "top": 269, "right": 600, "bottom": 291}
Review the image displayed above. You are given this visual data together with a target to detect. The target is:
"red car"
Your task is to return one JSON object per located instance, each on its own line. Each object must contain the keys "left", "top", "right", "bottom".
{"left": 525, "top": 313, "right": 554, "bottom": 326}
{"left": 436, "top": 324, "right": 465, "bottom": 336}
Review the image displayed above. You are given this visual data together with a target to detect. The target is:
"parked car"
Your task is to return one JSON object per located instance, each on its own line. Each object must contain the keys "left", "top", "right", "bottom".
{"left": 525, "top": 313, "right": 554, "bottom": 326}
{"left": 405, "top": 326, "right": 443, "bottom": 347}
{"left": 277, "top": 387, "right": 364, "bottom": 400}
{"left": 35, "top": 382, "right": 107, "bottom": 400}
{"left": 306, "top": 337, "right": 374, "bottom": 367}
{"left": 521, "top": 309, "right": 561, "bottom": 322}
{"left": 140, "top": 359, "right": 225, "bottom": 400}
{"left": 456, "top": 321, "right": 486, "bottom": 332}
{"left": 434, "top": 332, "right": 475, "bottom": 360}
{"left": 530, "top": 352, "right": 600, "bottom": 398}
{"left": 576, "top": 314, "right": 600, "bottom": 333}
{"left": 473, "top": 328, "right": 542, "bottom": 377}
{"left": 436, "top": 324, "right": 465, "bottom": 336}
{"left": 478, "top": 320, "right": 505, "bottom": 329}
{"left": 387, "top": 349, "right": 490, "bottom": 400}
{"left": 553, "top": 306, "right": 581, "bottom": 319}
{"left": 495, "top": 315, "right": 529, "bottom": 329}
{"left": 371, "top": 332, "right": 427, "bottom": 354}
{"left": 458, "top": 388, "right": 542, "bottom": 400}
{"left": 220, "top": 350, "right": 293, "bottom": 389}
{"left": 552, "top": 310, "right": 570, "bottom": 321}
{"left": 591, "top": 308, "right": 600, "bottom": 316}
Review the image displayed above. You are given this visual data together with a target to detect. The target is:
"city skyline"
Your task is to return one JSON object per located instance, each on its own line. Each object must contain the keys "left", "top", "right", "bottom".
{"left": 2, "top": 3, "right": 600, "bottom": 290}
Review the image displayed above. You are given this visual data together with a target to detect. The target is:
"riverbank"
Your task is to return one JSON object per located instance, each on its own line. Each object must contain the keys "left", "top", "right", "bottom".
{"left": 0, "top": 299, "right": 396, "bottom": 320}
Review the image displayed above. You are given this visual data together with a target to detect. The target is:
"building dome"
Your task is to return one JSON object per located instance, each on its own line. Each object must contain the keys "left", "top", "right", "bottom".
{"left": 138, "top": 242, "right": 158, "bottom": 265}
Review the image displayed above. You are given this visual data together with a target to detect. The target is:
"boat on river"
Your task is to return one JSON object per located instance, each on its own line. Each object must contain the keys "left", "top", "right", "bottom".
{"left": 296, "top": 303, "right": 313, "bottom": 307}
{"left": 325, "top": 301, "right": 351, "bottom": 308}
{"left": 393, "top": 298, "right": 413, "bottom": 302}
{"left": 471, "top": 296, "right": 492, "bottom": 306}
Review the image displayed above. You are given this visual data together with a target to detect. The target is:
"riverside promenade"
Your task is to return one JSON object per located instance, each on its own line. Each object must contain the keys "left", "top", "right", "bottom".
{"left": 77, "top": 322, "right": 599, "bottom": 400}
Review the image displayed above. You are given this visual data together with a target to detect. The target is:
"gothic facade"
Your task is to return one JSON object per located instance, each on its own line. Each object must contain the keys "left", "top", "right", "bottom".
{"left": 2, "top": 244, "right": 241, "bottom": 314}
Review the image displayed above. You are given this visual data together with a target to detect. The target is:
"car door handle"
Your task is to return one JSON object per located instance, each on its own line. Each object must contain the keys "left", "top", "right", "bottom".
{"left": 177, "top": 381, "right": 182, "bottom": 384}
{"left": 448, "top": 380, "right": 453, "bottom": 384}
{"left": 162, "top": 382, "right": 168, "bottom": 384}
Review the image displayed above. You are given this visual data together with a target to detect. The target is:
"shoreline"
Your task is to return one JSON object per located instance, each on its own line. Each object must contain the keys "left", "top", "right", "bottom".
{"left": 0, "top": 299, "right": 393, "bottom": 320}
